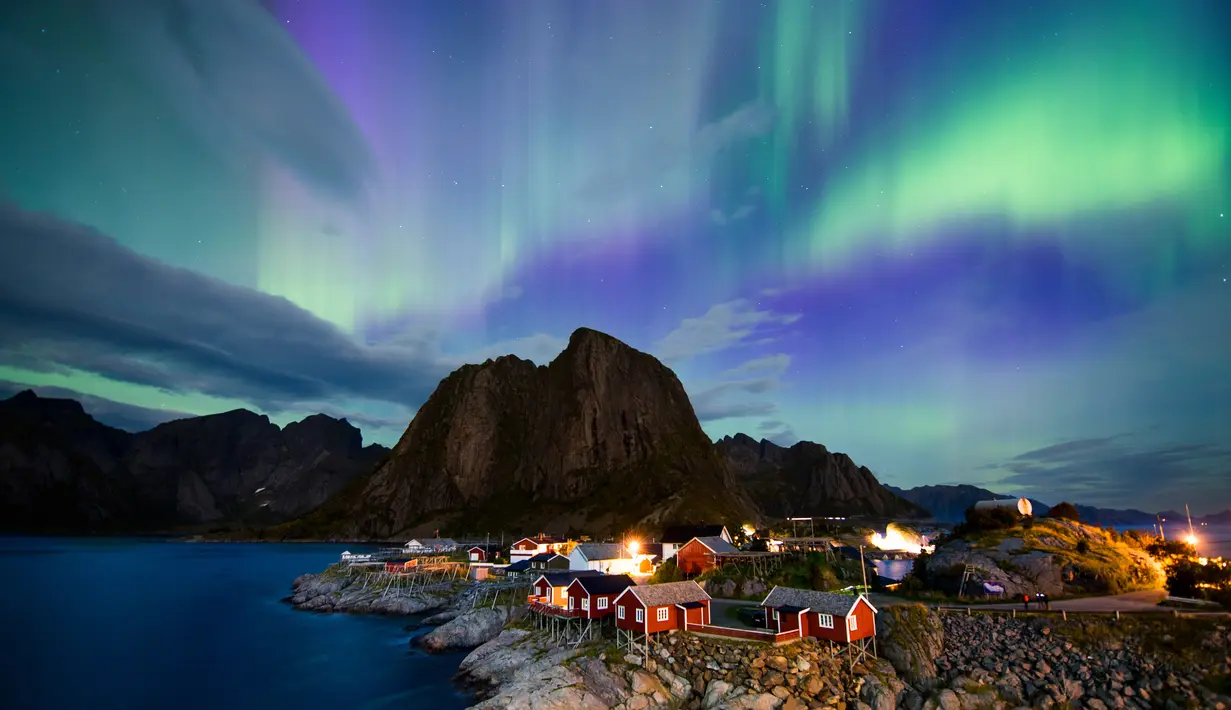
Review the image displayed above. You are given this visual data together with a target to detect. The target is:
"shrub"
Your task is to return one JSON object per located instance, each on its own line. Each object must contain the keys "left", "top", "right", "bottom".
{"left": 1076, "top": 539, "right": 1090, "bottom": 554}
{"left": 649, "top": 558, "right": 682, "bottom": 584}
{"left": 954, "top": 504, "right": 1023, "bottom": 535}
{"left": 1047, "top": 501, "right": 1081, "bottom": 521}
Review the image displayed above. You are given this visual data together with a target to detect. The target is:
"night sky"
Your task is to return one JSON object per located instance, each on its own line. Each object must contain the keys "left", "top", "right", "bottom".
{"left": 1, "top": 0, "right": 1228, "bottom": 513}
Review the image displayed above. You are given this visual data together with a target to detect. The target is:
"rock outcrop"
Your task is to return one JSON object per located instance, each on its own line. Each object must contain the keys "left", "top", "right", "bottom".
{"left": 0, "top": 390, "right": 386, "bottom": 533}
{"left": 287, "top": 328, "right": 757, "bottom": 538}
{"left": 418, "top": 606, "right": 526, "bottom": 652}
{"left": 877, "top": 604, "right": 946, "bottom": 687}
{"left": 920, "top": 518, "right": 1165, "bottom": 597}
{"left": 287, "top": 569, "right": 448, "bottom": 615}
{"left": 719, "top": 433, "right": 927, "bottom": 519}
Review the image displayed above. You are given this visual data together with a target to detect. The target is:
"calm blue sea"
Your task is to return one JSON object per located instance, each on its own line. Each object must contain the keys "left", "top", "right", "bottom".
{"left": 0, "top": 537, "right": 473, "bottom": 710}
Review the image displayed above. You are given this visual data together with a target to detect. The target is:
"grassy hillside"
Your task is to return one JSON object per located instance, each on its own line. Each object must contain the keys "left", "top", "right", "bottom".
{"left": 920, "top": 517, "right": 1165, "bottom": 596}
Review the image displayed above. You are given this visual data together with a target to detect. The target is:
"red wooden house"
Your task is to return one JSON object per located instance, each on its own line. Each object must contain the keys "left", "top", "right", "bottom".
{"left": 613, "top": 580, "right": 712, "bottom": 638}
{"left": 564, "top": 574, "right": 635, "bottom": 619}
{"left": 530, "top": 570, "right": 604, "bottom": 608}
{"left": 759, "top": 587, "right": 878, "bottom": 645}
{"left": 675, "top": 535, "right": 739, "bottom": 576}
{"left": 468, "top": 546, "right": 487, "bottom": 562}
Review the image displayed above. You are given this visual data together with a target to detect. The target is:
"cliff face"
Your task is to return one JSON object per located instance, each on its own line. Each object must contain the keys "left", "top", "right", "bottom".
{"left": 290, "top": 328, "right": 756, "bottom": 538}
{"left": 718, "top": 433, "right": 927, "bottom": 519}
{"left": 0, "top": 390, "right": 386, "bottom": 533}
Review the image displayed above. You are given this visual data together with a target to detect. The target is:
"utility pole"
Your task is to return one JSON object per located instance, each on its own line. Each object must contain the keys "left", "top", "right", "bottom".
{"left": 859, "top": 545, "right": 869, "bottom": 594}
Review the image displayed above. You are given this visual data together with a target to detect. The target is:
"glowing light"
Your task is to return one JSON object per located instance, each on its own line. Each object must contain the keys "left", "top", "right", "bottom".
{"left": 627, "top": 540, "right": 640, "bottom": 555}
{"left": 1186, "top": 534, "right": 1199, "bottom": 547}
{"left": 742, "top": 524, "right": 757, "bottom": 537}
{"left": 868, "top": 523, "right": 931, "bottom": 554}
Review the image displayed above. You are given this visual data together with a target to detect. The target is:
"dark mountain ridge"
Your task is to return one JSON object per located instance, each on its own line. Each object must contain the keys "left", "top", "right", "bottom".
{"left": 889, "top": 483, "right": 1222, "bottom": 527}
{"left": 0, "top": 390, "right": 386, "bottom": 533}
{"left": 4, "top": 329, "right": 929, "bottom": 538}
{"left": 719, "top": 433, "right": 926, "bottom": 519}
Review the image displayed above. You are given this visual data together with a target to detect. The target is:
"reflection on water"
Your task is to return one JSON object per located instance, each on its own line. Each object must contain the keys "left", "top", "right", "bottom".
{"left": 873, "top": 558, "right": 914, "bottom": 581}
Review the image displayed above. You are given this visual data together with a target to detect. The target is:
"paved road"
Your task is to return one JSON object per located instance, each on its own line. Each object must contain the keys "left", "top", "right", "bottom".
{"left": 872, "top": 589, "right": 1170, "bottom": 613}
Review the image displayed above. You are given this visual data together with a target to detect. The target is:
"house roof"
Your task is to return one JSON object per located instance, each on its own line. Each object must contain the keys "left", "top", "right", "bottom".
{"left": 661, "top": 525, "right": 728, "bottom": 544}
{"left": 776, "top": 605, "right": 809, "bottom": 614}
{"left": 686, "top": 536, "right": 739, "bottom": 554}
{"left": 760, "top": 586, "right": 878, "bottom": 616}
{"left": 619, "top": 580, "right": 711, "bottom": 608}
{"left": 574, "top": 543, "right": 626, "bottom": 561}
{"left": 514, "top": 535, "right": 565, "bottom": 545}
{"left": 502, "top": 560, "right": 531, "bottom": 572}
{"left": 408, "top": 538, "right": 456, "bottom": 546}
{"left": 570, "top": 574, "right": 635, "bottom": 596}
{"left": 528, "top": 552, "right": 566, "bottom": 563}
{"left": 537, "top": 570, "right": 605, "bottom": 587}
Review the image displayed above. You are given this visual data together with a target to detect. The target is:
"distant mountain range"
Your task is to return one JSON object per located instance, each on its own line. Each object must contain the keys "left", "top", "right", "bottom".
{"left": 280, "top": 328, "right": 923, "bottom": 539}
{"left": 0, "top": 390, "right": 387, "bottom": 533}
{"left": 1, "top": 329, "right": 924, "bottom": 537}
{"left": 888, "top": 483, "right": 1230, "bottom": 527}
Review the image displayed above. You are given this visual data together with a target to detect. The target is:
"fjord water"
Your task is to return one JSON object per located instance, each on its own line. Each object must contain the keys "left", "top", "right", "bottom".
{"left": 0, "top": 537, "right": 471, "bottom": 710}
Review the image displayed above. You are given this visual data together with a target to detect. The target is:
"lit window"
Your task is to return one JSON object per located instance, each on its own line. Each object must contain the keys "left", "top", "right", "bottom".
{"left": 817, "top": 614, "right": 834, "bottom": 629}
{"left": 618, "top": 606, "right": 625, "bottom": 620}
{"left": 597, "top": 598, "right": 609, "bottom": 610}
{"left": 849, "top": 615, "right": 858, "bottom": 631}
{"left": 635, "top": 608, "right": 644, "bottom": 623}
{"left": 581, "top": 598, "right": 589, "bottom": 610}
{"left": 657, "top": 607, "right": 669, "bottom": 622}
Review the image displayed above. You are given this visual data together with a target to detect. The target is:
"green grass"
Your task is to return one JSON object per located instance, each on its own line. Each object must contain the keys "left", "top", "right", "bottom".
{"left": 943, "top": 518, "right": 1166, "bottom": 596}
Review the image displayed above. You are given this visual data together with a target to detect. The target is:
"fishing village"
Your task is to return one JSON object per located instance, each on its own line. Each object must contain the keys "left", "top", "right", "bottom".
{"left": 287, "top": 509, "right": 1231, "bottom": 710}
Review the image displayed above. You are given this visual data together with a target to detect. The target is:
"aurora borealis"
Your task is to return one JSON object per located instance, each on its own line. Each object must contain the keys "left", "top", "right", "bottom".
{"left": 0, "top": 0, "right": 1228, "bottom": 512}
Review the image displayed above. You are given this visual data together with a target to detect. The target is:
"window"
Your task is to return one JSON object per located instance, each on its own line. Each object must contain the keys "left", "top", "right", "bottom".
{"left": 581, "top": 598, "right": 589, "bottom": 610}
{"left": 657, "top": 607, "right": 669, "bottom": 622}
{"left": 635, "top": 608, "right": 644, "bottom": 623}
{"left": 849, "top": 615, "right": 858, "bottom": 631}
{"left": 597, "top": 598, "right": 609, "bottom": 610}
{"left": 817, "top": 614, "right": 834, "bottom": 629}
{"left": 617, "top": 606, "right": 625, "bottom": 620}
{"left": 772, "top": 610, "right": 779, "bottom": 620}
{"left": 560, "top": 591, "right": 568, "bottom": 604}
{"left": 569, "top": 597, "right": 576, "bottom": 609}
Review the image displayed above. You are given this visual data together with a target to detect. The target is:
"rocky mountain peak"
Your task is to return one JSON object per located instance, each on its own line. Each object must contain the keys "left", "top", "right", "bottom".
{"left": 288, "top": 327, "right": 754, "bottom": 539}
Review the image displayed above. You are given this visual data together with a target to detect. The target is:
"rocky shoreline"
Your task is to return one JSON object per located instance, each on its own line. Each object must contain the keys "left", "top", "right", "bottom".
{"left": 451, "top": 608, "right": 1231, "bottom": 710}
{"left": 286, "top": 566, "right": 1230, "bottom": 709}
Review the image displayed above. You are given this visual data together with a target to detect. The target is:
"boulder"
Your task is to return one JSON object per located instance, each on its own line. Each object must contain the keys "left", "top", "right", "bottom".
{"left": 878, "top": 604, "right": 945, "bottom": 685}
{"left": 419, "top": 606, "right": 524, "bottom": 652}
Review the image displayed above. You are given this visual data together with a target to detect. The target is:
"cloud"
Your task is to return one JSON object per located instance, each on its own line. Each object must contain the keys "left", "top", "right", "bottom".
{"left": 988, "top": 435, "right": 1231, "bottom": 513}
{"left": 757, "top": 419, "right": 798, "bottom": 447}
{"left": 0, "top": 204, "right": 448, "bottom": 412}
{"left": 692, "top": 395, "right": 777, "bottom": 422}
{"left": 0, "top": 381, "right": 195, "bottom": 433}
{"left": 105, "top": 0, "right": 373, "bottom": 199}
{"left": 655, "top": 299, "right": 801, "bottom": 362}
{"left": 694, "top": 101, "right": 775, "bottom": 153}
{"left": 723, "top": 354, "right": 791, "bottom": 378}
